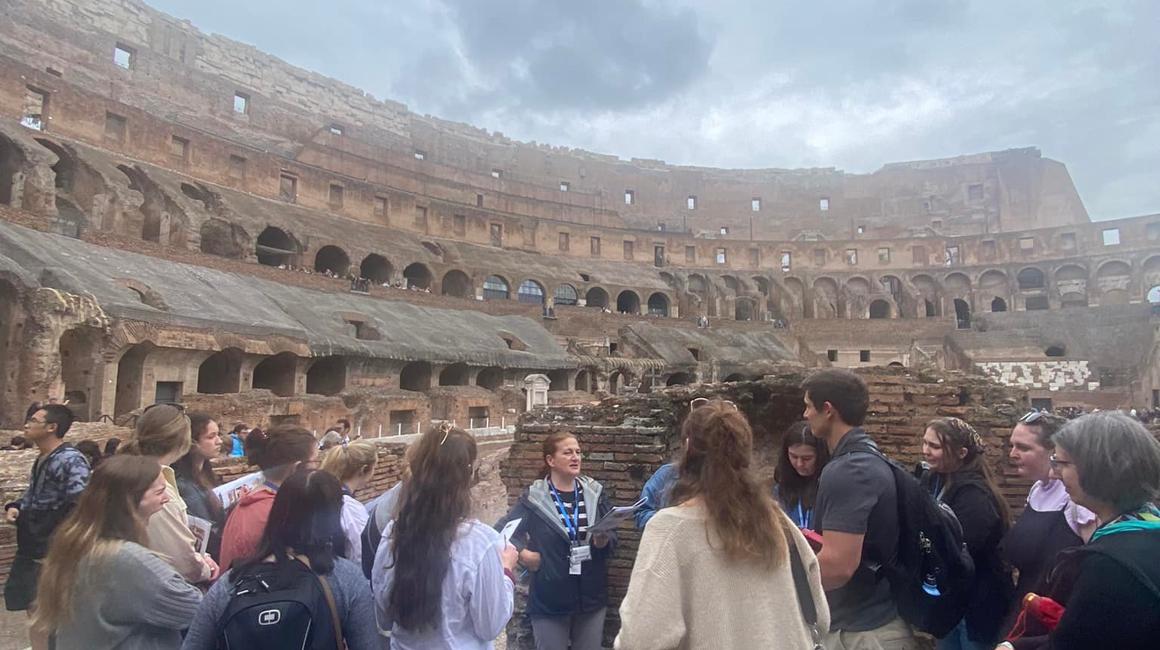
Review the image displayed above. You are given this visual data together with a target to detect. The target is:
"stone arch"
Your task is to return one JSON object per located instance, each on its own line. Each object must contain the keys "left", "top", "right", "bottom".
{"left": 782, "top": 277, "right": 806, "bottom": 318}
{"left": 734, "top": 297, "right": 756, "bottom": 321}
{"left": 483, "top": 275, "right": 510, "bottom": 301}
{"left": 441, "top": 269, "right": 473, "bottom": 298}
{"left": 256, "top": 226, "right": 300, "bottom": 267}
{"left": 0, "top": 133, "right": 27, "bottom": 207}
{"left": 438, "top": 362, "right": 470, "bottom": 386}
{"left": 617, "top": 290, "right": 641, "bottom": 314}
{"left": 911, "top": 274, "right": 940, "bottom": 317}
{"left": 575, "top": 370, "right": 594, "bottom": 393}
{"left": 722, "top": 275, "right": 742, "bottom": 294}
{"left": 812, "top": 277, "right": 839, "bottom": 319}
{"left": 954, "top": 298, "right": 971, "bottom": 329}
{"left": 585, "top": 286, "right": 609, "bottom": 309}
{"left": 547, "top": 369, "right": 570, "bottom": 391}
{"left": 476, "top": 367, "right": 503, "bottom": 390}
{"left": 869, "top": 299, "right": 891, "bottom": 319}
{"left": 403, "top": 262, "right": 433, "bottom": 290}
{"left": 114, "top": 342, "right": 153, "bottom": 417}
{"left": 752, "top": 276, "right": 771, "bottom": 296}
{"left": 1054, "top": 264, "right": 1088, "bottom": 281}
{"left": 554, "top": 284, "right": 579, "bottom": 306}
{"left": 991, "top": 297, "right": 1008, "bottom": 312}
{"left": 399, "top": 361, "right": 432, "bottom": 391}
{"left": 944, "top": 272, "right": 971, "bottom": 296}
{"left": 58, "top": 327, "right": 101, "bottom": 420}
{"left": 314, "top": 245, "right": 350, "bottom": 276}
{"left": 666, "top": 372, "right": 693, "bottom": 386}
{"left": 1017, "top": 267, "right": 1046, "bottom": 290}
{"left": 252, "top": 352, "right": 297, "bottom": 397}
{"left": 517, "top": 279, "right": 546, "bottom": 305}
{"left": 687, "top": 273, "right": 710, "bottom": 316}
{"left": 608, "top": 370, "right": 631, "bottom": 395}
{"left": 1095, "top": 260, "right": 1132, "bottom": 305}
{"left": 199, "top": 219, "right": 248, "bottom": 259}
{"left": 844, "top": 277, "right": 872, "bottom": 318}
{"left": 35, "top": 138, "right": 89, "bottom": 237}
{"left": 647, "top": 292, "right": 670, "bottom": 317}
{"left": 360, "top": 254, "right": 393, "bottom": 283}
{"left": 197, "top": 347, "right": 243, "bottom": 394}
{"left": 306, "top": 356, "right": 346, "bottom": 395}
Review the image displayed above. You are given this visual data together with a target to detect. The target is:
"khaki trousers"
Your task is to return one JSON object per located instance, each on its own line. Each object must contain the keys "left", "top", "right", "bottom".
{"left": 822, "top": 617, "right": 923, "bottom": 650}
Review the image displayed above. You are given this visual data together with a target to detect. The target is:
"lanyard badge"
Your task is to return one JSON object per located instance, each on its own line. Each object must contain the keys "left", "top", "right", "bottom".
{"left": 549, "top": 479, "right": 590, "bottom": 575}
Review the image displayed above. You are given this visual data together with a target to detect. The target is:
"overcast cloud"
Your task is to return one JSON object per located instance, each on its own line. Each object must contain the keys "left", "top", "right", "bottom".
{"left": 150, "top": 0, "right": 1159, "bottom": 220}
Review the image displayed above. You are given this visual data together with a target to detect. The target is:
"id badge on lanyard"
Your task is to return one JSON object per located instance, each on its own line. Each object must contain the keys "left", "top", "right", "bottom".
{"left": 550, "top": 479, "right": 589, "bottom": 575}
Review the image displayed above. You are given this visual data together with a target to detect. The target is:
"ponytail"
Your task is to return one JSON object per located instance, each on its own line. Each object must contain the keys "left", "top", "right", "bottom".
{"left": 246, "top": 425, "right": 316, "bottom": 481}
{"left": 320, "top": 440, "right": 378, "bottom": 483}
{"left": 671, "top": 400, "right": 788, "bottom": 569}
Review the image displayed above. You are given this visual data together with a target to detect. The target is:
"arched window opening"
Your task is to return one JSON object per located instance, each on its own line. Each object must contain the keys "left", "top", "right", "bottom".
{"left": 585, "top": 287, "right": 609, "bottom": 309}
{"left": 617, "top": 290, "right": 641, "bottom": 314}
{"left": 360, "top": 254, "right": 393, "bottom": 284}
{"left": 925, "top": 299, "right": 937, "bottom": 317}
{"left": 438, "top": 363, "right": 470, "bottom": 386}
{"left": 483, "top": 275, "right": 510, "bottom": 301}
{"left": 554, "top": 284, "right": 579, "bottom": 307}
{"left": 734, "top": 299, "right": 754, "bottom": 321}
{"left": 306, "top": 356, "right": 346, "bottom": 396}
{"left": 252, "top": 352, "right": 297, "bottom": 397}
{"left": 256, "top": 227, "right": 298, "bottom": 267}
{"left": 517, "top": 279, "right": 546, "bottom": 305}
{"left": 547, "top": 370, "right": 570, "bottom": 391}
{"left": 575, "top": 370, "right": 593, "bottom": 393}
{"left": 476, "top": 367, "right": 503, "bottom": 390}
{"left": 868, "top": 300, "right": 891, "bottom": 319}
{"left": 403, "top": 263, "right": 433, "bottom": 290}
{"left": 313, "top": 245, "right": 350, "bottom": 276}
{"left": 647, "top": 292, "right": 669, "bottom": 317}
{"left": 399, "top": 361, "right": 432, "bottom": 391}
{"left": 991, "top": 297, "right": 1007, "bottom": 312}
{"left": 441, "top": 270, "right": 473, "bottom": 298}
{"left": 666, "top": 372, "right": 692, "bottom": 386}
{"left": 199, "top": 219, "right": 248, "bottom": 259}
{"left": 954, "top": 299, "right": 971, "bottom": 329}
{"left": 1017, "top": 268, "right": 1045, "bottom": 290}
{"left": 197, "top": 348, "right": 243, "bottom": 394}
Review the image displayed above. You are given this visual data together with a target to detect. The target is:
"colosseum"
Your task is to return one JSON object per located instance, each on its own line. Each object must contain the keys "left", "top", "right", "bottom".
{"left": 1, "top": 0, "right": 1158, "bottom": 436}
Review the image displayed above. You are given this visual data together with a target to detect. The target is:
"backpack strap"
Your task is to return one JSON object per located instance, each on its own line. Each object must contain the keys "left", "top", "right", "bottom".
{"left": 783, "top": 522, "right": 824, "bottom": 649}
{"left": 314, "top": 573, "right": 346, "bottom": 650}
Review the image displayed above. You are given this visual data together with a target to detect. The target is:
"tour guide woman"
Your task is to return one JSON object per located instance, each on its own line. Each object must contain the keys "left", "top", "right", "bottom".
{"left": 999, "top": 411, "right": 1160, "bottom": 650}
{"left": 499, "top": 432, "right": 616, "bottom": 650}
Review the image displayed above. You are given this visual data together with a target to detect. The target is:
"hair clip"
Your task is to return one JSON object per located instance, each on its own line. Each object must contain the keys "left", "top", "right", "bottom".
{"left": 438, "top": 421, "right": 453, "bottom": 445}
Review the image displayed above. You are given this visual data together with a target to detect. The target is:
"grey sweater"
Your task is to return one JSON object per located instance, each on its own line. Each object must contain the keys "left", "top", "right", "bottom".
{"left": 55, "top": 542, "right": 202, "bottom": 650}
{"left": 181, "top": 556, "right": 379, "bottom": 650}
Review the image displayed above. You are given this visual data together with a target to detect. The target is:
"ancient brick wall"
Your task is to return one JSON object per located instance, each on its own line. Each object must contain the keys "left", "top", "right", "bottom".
{"left": 499, "top": 367, "right": 1027, "bottom": 647}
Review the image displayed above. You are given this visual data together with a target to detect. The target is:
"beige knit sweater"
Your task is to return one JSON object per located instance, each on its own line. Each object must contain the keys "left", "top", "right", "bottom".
{"left": 615, "top": 503, "right": 830, "bottom": 650}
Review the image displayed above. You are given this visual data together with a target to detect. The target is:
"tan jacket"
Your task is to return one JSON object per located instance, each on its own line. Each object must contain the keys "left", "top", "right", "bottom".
{"left": 147, "top": 465, "right": 212, "bottom": 583}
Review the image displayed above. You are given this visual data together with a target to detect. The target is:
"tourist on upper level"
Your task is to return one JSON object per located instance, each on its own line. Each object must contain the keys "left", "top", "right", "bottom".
{"left": 33, "top": 454, "right": 202, "bottom": 650}
{"left": 918, "top": 418, "right": 1013, "bottom": 650}
{"left": 373, "top": 424, "right": 516, "bottom": 648}
{"left": 123, "top": 404, "right": 218, "bottom": 584}
{"left": 775, "top": 421, "right": 831, "bottom": 530}
{"left": 219, "top": 425, "right": 319, "bottom": 570}
{"left": 803, "top": 369, "right": 921, "bottom": 650}
{"left": 184, "top": 469, "right": 378, "bottom": 650}
{"left": 497, "top": 432, "right": 616, "bottom": 650}
{"left": 4, "top": 404, "right": 89, "bottom": 650}
{"left": 173, "top": 412, "right": 225, "bottom": 561}
{"left": 997, "top": 412, "right": 1160, "bottom": 650}
{"left": 320, "top": 439, "right": 377, "bottom": 567}
{"left": 999, "top": 411, "right": 1097, "bottom": 612}
{"left": 615, "top": 400, "right": 830, "bottom": 650}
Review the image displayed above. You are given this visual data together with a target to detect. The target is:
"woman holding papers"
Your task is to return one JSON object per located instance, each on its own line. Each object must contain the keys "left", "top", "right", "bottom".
{"left": 498, "top": 431, "right": 617, "bottom": 650}
{"left": 372, "top": 423, "right": 518, "bottom": 649}
{"left": 122, "top": 404, "right": 218, "bottom": 584}
{"left": 615, "top": 400, "right": 829, "bottom": 650}
{"left": 173, "top": 412, "right": 225, "bottom": 561}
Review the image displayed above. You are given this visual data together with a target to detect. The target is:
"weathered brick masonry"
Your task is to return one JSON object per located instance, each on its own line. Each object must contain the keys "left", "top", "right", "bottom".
{"left": 499, "top": 367, "right": 1028, "bottom": 647}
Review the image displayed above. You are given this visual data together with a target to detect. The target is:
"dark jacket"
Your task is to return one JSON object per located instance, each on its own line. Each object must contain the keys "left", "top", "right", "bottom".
{"left": 1011, "top": 529, "right": 1160, "bottom": 650}
{"left": 922, "top": 469, "right": 1014, "bottom": 644}
{"left": 497, "top": 476, "right": 617, "bottom": 617}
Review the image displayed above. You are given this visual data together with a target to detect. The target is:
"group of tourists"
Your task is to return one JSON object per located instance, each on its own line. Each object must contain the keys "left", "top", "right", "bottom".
{"left": 4, "top": 368, "right": 1160, "bottom": 649}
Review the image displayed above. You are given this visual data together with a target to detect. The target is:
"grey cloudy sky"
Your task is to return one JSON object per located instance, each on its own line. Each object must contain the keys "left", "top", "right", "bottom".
{"left": 151, "top": 0, "right": 1159, "bottom": 221}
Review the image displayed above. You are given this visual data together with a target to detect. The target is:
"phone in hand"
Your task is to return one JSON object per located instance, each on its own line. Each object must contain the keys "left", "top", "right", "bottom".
{"left": 801, "top": 527, "right": 824, "bottom": 552}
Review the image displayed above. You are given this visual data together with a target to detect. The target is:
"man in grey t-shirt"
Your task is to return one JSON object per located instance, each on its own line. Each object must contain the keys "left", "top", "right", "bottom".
{"left": 803, "top": 369, "right": 919, "bottom": 650}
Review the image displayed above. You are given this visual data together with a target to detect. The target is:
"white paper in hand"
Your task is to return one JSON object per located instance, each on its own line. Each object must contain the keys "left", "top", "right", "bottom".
{"left": 587, "top": 497, "right": 648, "bottom": 535}
{"left": 500, "top": 518, "right": 522, "bottom": 544}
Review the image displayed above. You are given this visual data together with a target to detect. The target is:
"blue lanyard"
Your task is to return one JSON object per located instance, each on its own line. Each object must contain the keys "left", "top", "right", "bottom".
{"left": 548, "top": 479, "right": 580, "bottom": 543}
{"left": 264, "top": 480, "right": 279, "bottom": 492}
{"left": 796, "top": 500, "right": 812, "bottom": 529}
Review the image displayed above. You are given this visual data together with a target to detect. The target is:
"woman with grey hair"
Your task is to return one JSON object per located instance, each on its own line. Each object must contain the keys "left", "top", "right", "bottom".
{"left": 998, "top": 411, "right": 1160, "bottom": 650}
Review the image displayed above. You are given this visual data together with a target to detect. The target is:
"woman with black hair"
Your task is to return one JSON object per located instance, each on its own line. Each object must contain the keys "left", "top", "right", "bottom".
{"left": 183, "top": 468, "right": 377, "bottom": 649}
{"left": 774, "top": 422, "right": 830, "bottom": 529}
{"left": 373, "top": 424, "right": 518, "bottom": 649}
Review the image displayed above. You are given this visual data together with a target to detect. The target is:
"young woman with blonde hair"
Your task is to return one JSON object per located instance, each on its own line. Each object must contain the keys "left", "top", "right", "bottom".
{"left": 321, "top": 439, "right": 378, "bottom": 565}
{"left": 32, "top": 455, "right": 202, "bottom": 648}
{"left": 122, "top": 404, "right": 217, "bottom": 583}
{"left": 615, "top": 400, "right": 830, "bottom": 649}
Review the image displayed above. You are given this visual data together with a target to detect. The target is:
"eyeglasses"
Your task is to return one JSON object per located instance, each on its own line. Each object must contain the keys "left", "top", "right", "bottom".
{"left": 690, "top": 397, "right": 738, "bottom": 411}
{"left": 1048, "top": 454, "right": 1073, "bottom": 470}
{"left": 143, "top": 402, "right": 187, "bottom": 414}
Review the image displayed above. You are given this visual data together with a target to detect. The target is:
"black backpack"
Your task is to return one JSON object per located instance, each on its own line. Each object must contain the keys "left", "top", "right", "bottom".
{"left": 840, "top": 442, "right": 976, "bottom": 638}
{"left": 217, "top": 559, "right": 344, "bottom": 650}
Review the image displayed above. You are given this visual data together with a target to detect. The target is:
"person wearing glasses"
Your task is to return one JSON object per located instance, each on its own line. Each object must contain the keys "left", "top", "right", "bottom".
{"left": 997, "top": 412, "right": 1160, "bottom": 650}
{"left": 122, "top": 404, "right": 218, "bottom": 584}
{"left": 219, "top": 425, "right": 320, "bottom": 571}
{"left": 373, "top": 424, "right": 518, "bottom": 649}
{"left": 635, "top": 397, "right": 734, "bottom": 529}
{"left": 497, "top": 431, "right": 616, "bottom": 650}
{"left": 999, "top": 411, "right": 1097, "bottom": 610}
{"left": 4, "top": 404, "right": 89, "bottom": 650}
{"left": 918, "top": 418, "right": 1013, "bottom": 650}
{"left": 775, "top": 421, "right": 830, "bottom": 530}
{"left": 615, "top": 400, "right": 830, "bottom": 650}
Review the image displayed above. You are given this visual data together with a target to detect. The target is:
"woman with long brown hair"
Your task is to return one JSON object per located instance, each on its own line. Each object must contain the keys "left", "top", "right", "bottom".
{"left": 615, "top": 400, "right": 829, "bottom": 649}
{"left": 775, "top": 421, "right": 831, "bottom": 529}
{"left": 173, "top": 412, "right": 224, "bottom": 560}
{"left": 32, "top": 455, "right": 202, "bottom": 648}
{"left": 497, "top": 431, "right": 616, "bottom": 650}
{"left": 122, "top": 404, "right": 217, "bottom": 583}
{"left": 919, "top": 417, "right": 1013, "bottom": 650}
{"left": 372, "top": 424, "right": 518, "bottom": 648}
